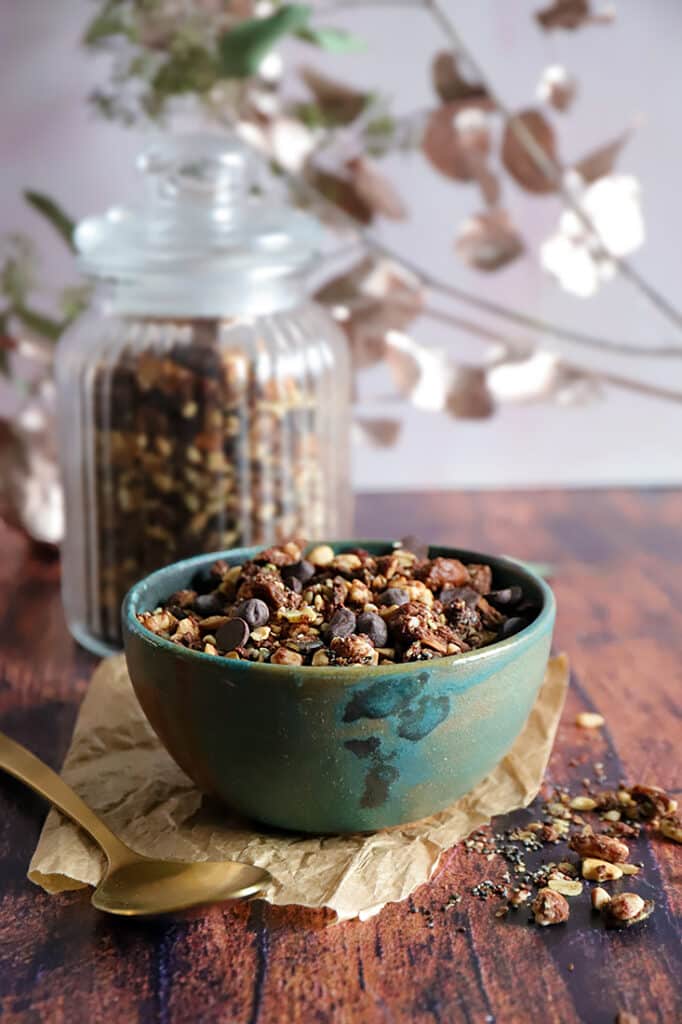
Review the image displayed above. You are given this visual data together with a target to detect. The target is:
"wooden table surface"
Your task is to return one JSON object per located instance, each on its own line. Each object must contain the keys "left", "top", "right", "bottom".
{"left": 0, "top": 489, "right": 680, "bottom": 1024}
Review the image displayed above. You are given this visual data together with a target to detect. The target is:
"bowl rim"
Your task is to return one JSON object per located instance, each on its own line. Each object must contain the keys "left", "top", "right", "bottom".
{"left": 122, "top": 540, "right": 556, "bottom": 681}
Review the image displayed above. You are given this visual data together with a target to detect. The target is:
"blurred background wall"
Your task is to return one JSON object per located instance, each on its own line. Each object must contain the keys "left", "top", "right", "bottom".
{"left": 3, "top": 0, "right": 681, "bottom": 491}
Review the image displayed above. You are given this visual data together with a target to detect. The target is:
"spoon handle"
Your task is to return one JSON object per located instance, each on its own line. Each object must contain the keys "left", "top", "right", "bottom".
{"left": 0, "top": 730, "right": 132, "bottom": 868}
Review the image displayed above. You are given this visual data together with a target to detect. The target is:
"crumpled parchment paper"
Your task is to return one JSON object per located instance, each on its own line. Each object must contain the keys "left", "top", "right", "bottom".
{"left": 29, "top": 654, "right": 568, "bottom": 921}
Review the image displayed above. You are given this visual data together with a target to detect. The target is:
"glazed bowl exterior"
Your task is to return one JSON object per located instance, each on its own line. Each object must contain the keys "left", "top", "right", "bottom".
{"left": 123, "top": 542, "right": 555, "bottom": 833}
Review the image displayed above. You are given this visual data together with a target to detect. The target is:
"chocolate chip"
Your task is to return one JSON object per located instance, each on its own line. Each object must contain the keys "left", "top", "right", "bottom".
{"left": 327, "top": 607, "right": 356, "bottom": 639}
{"left": 440, "top": 585, "right": 479, "bottom": 609}
{"left": 378, "top": 587, "right": 410, "bottom": 607}
{"left": 281, "top": 560, "right": 315, "bottom": 584}
{"left": 215, "top": 617, "right": 250, "bottom": 652}
{"left": 192, "top": 566, "right": 218, "bottom": 595}
{"left": 487, "top": 586, "right": 523, "bottom": 608}
{"left": 498, "top": 617, "right": 526, "bottom": 639}
{"left": 287, "top": 576, "right": 303, "bottom": 594}
{"left": 194, "top": 592, "right": 224, "bottom": 616}
{"left": 236, "top": 598, "right": 270, "bottom": 629}
{"left": 356, "top": 611, "right": 388, "bottom": 647}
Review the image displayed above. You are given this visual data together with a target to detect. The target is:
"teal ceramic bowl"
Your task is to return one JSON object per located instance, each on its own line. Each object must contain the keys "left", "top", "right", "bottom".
{"left": 123, "top": 542, "right": 555, "bottom": 834}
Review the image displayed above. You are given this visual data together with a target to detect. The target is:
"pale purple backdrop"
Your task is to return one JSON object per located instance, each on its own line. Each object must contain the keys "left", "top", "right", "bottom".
{"left": 2, "top": 0, "right": 681, "bottom": 490}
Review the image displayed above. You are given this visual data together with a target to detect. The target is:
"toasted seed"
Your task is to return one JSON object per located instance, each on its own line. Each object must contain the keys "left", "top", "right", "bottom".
{"left": 570, "top": 796, "right": 598, "bottom": 811}
{"left": 582, "top": 857, "right": 623, "bottom": 882}
{"left": 547, "top": 877, "right": 583, "bottom": 897}
{"left": 576, "top": 711, "right": 605, "bottom": 729}
{"left": 591, "top": 887, "right": 611, "bottom": 911}
{"left": 602, "top": 810, "right": 621, "bottom": 822}
{"left": 307, "top": 544, "right": 335, "bottom": 567}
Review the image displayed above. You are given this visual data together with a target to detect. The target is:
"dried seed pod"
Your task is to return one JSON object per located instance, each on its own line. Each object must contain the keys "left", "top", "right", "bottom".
{"left": 531, "top": 887, "right": 569, "bottom": 926}
{"left": 605, "top": 893, "right": 654, "bottom": 928}
{"left": 569, "top": 832, "right": 629, "bottom": 863}
{"left": 581, "top": 858, "right": 623, "bottom": 882}
{"left": 591, "top": 887, "right": 611, "bottom": 911}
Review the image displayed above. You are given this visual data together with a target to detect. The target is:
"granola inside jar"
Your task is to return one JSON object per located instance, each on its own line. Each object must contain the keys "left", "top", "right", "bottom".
{"left": 56, "top": 135, "right": 351, "bottom": 654}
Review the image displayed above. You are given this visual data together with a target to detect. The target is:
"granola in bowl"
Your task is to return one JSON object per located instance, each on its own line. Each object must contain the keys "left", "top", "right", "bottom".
{"left": 136, "top": 539, "right": 540, "bottom": 666}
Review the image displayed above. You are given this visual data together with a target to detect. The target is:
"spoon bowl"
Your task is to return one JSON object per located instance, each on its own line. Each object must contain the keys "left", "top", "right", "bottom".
{"left": 92, "top": 857, "right": 270, "bottom": 916}
{"left": 0, "top": 730, "right": 271, "bottom": 916}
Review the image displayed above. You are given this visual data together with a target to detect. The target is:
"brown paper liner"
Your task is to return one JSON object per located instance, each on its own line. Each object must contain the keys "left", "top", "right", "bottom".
{"left": 28, "top": 654, "right": 568, "bottom": 921}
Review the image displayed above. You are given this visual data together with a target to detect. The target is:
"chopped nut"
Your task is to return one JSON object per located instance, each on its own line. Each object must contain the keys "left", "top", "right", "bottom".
{"left": 569, "top": 832, "right": 629, "bottom": 863}
{"left": 576, "top": 711, "right": 605, "bottom": 729}
{"left": 620, "top": 863, "right": 640, "bottom": 875}
{"left": 602, "top": 810, "right": 621, "bottom": 822}
{"left": 250, "top": 625, "right": 271, "bottom": 642}
{"left": 331, "top": 634, "right": 379, "bottom": 666}
{"left": 591, "top": 887, "right": 611, "bottom": 911}
{"left": 508, "top": 888, "right": 531, "bottom": 907}
{"left": 172, "top": 617, "right": 201, "bottom": 644}
{"left": 659, "top": 816, "right": 682, "bottom": 843}
{"left": 569, "top": 796, "right": 597, "bottom": 811}
{"left": 629, "top": 784, "right": 677, "bottom": 819}
{"left": 270, "top": 647, "right": 304, "bottom": 666}
{"left": 604, "top": 892, "right": 653, "bottom": 928}
{"left": 137, "top": 609, "right": 178, "bottom": 636}
{"left": 547, "top": 877, "right": 583, "bottom": 897}
{"left": 332, "top": 553, "right": 362, "bottom": 574}
{"left": 307, "top": 544, "right": 335, "bottom": 567}
{"left": 203, "top": 642, "right": 218, "bottom": 656}
{"left": 311, "top": 649, "right": 330, "bottom": 666}
{"left": 581, "top": 857, "right": 623, "bottom": 882}
{"left": 557, "top": 861, "right": 578, "bottom": 877}
{"left": 531, "top": 887, "right": 569, "bottom": 926}
{"left": 615, "top": 1013, "right": 640, "bottom": 1024}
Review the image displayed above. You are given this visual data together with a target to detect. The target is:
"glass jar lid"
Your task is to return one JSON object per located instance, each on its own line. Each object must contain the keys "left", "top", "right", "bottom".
{"left": 74, "top": 134, "right": 323, "bottom": 315}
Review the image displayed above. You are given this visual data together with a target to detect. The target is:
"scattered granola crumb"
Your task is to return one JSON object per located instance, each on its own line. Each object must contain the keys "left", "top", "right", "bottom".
{"left": 604, "top": 893, "right": 654, "bottom": 929}
{"left": 591, "top": 887, "right": 611, "bottom": 911}
{"left": 531, "top": 887, "right": 569, "bottom": 926}
{"left": 576, "top": 711, "right": 605, "bottom": 729}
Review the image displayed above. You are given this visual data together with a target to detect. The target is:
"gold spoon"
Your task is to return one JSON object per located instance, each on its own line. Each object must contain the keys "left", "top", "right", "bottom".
{"left": 0, "top": 730, "right": 271, "bottom": 916}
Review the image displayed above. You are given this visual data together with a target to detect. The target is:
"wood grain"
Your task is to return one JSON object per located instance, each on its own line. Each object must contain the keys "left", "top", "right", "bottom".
{"left": 0, "top": 490, "right": 680, "bottom": 1024}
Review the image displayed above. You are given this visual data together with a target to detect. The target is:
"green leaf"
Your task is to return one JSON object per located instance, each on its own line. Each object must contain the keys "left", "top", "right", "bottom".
{"left": 14, "top": 305, "right": 63, "bottom": 342}
{"left": 150, "top": 45, "right": 218, "bottom": 106}
{"left": 23, "top": 191, "right": 76, "bottom": 253}
{"left": 218, "top": 4, "right": 311, "bottom": 78}
{"left": 296, "top": 25, "right": 366, "bottom": 53}
{"left": 83, "top": 1, "right": 129, "bottom": 46}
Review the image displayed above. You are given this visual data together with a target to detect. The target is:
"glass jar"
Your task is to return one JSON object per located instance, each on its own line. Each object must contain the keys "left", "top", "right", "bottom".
{"left": 56, "top": 135, "right": 352, "bottom": 655}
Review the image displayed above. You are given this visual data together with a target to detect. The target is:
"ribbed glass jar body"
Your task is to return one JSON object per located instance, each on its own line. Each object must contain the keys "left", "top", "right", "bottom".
{"left": 56, "top": 293, "right": 352, "bottom": 654}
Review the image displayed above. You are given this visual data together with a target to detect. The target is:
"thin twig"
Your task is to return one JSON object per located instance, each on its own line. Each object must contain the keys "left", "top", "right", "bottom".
{"left": 423, "top": 0, "right": 682, "bottom": 333}
{"left": 421, "top": 306, "right": 682, "bottom": 405}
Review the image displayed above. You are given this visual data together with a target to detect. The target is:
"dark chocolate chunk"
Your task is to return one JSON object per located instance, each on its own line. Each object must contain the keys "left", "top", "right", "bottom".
{"left": 281, "top": 559, "right": 315, "bottom": 584}
{"left": 236, "top": 598, "right": 270, "bottom": 629}
{"left": 378, "top": 587, "right": 410, "bottom": 607}
{"left": 440, "top": 585, "right": 479, "bottom": 609}
{"left": 498, "top": 616, "right": 526, "bottom": 639}
{"left": 287, "top": 576, "right": 303, "bottom": 594}
{"left": 356, "top": 611, "right": 388, "bottom": 648}
{"left": 194, "top": 592, "right": 224, "bottom": 616}
{"left": 486, "top": 586, "right": 523, "bottom": 608}
{"left": 327, "top": 607, "right": 356, "bottom": 640}
{"left": 192, "top": 565, "right": 219, "bottom": 595}
{"left": 215, "top": 617, "right": 250, "bottom": 652}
